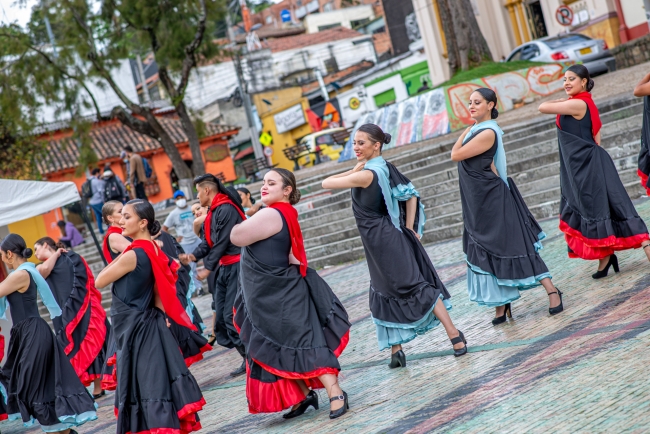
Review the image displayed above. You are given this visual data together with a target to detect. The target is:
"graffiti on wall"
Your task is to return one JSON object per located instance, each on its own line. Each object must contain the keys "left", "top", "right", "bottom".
{"left": 445, "top": 63, "right": 566, "bottom": 130}
{"left": 339, "top": 88, "right": 449, "bottom": 161}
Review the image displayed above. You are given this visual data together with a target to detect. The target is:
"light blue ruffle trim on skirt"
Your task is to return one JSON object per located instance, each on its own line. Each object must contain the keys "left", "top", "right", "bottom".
{"left": 6, "top": 397, "right": 97, "bottom": 432}
{"left": 373, "top": 295, "right": 452, "bottom": 351}
{"left": 466, "top": 261, "right": 552, "bottom": 308}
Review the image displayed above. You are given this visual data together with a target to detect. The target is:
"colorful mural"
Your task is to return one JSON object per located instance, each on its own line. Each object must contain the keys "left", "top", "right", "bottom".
{"left": 340, "top": 63, "right": 567, "bottom": 162}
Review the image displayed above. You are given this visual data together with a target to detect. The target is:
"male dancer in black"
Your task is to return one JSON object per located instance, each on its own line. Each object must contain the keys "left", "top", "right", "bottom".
{"left": 180, "top": 174, "right": 247, "bottom": 376}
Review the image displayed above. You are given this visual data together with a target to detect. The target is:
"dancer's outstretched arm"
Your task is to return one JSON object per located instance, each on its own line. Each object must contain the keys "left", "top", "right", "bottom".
{"left": 634, "top": 72, "right": 650, "bottom": 97}
{"left": 322, "top": 162, "right": 373, "bottom": 190}
{"left": 451, "top": 128, "right": 496, "bottom": 162}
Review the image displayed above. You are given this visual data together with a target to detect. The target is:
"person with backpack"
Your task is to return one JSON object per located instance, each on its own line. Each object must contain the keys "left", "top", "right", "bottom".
{"left": 85, "top": 168, "right": 106, "bottom": 234}
{"left": 102, "top": 170, "right": 128, "bottom": 203}
{"left": 123, "top": 146, "right": 150, "bottom": 200}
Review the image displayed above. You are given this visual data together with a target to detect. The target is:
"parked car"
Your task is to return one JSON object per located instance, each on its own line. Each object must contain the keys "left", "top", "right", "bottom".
{"left": 506, "top": 33, "right": 615, "bottom": 75}
{"left": 296, "top": 127, "right": 349, "bottom": 167}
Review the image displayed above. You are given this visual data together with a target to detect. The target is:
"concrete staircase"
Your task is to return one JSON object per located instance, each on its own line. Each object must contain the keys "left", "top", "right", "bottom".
{"left": 267, "top": 95, "right": 646, "bottom": 269}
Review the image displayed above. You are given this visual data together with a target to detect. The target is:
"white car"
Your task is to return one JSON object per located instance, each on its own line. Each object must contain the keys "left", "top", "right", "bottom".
{"left": 506, "top": 33, "right": 615, "bottom": 75}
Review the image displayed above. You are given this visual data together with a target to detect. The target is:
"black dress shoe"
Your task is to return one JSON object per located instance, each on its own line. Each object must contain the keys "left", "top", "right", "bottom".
{"left": 388, "top": 350, "right": 406, "bottom": 368}
{"left": 207, "top": 334, "right": 217, "bottom": 346}
{"left": 451, "top": 330, "right": 467, "bottom": 357}
{"left": 329, "top": 391, "right": 349, "bottom": 419}
{"left": 283, "top": 390, "right": 319, "bottom": 419}
{"left": 492, "top": 303, "right": 512, "bottom": 325}
{"left": 92, "top": 389, "right": 106, "bottom": 400}
{"left": 592, "top": 254, "right": 619, "bottom": 279}
{"left": 230, "top": 359, "right": 246, "bottom": 377}
{"left": 548, "top": 288, "right": 564, "bottom": 315}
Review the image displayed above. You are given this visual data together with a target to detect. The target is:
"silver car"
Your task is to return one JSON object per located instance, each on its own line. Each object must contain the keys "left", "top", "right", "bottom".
{"left": 506, "top": 33, "right": 615, "bottom": 75}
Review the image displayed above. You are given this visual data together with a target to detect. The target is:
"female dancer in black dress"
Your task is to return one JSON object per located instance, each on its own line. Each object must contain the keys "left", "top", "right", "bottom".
{"left": 232, "top": 169, "right": 351, "bottom": 419}
{"left": 635, "top": 72, "right": 650, "bottom": 195}
{"left": 322, "top": 124, "right": 467, "bottom": 368}
{"left": 96, "top": 200, "right": 205, "bottom": 434}
{"left": 0, "top": 234, "right": 97, "bottom": 433}
{"left": 451, "top": 88, "right": 563, "bottom": 323}
{"left": 539, "top": 65, "right": 650, "bottom": 278}
{"left": 34, "top": 237, "right": 110, "bottom": 398}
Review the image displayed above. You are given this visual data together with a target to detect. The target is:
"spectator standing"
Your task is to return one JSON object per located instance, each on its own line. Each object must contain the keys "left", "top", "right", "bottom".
{"left": 163, "top": 191, "right": 203, "bottom": 292}
{"left": 102, "top": 170, "right": 128, "bottom": 204}
{"left": 123, "top": 146, "right": 148, "bottom": 200}
{"left": 88, "top": 168, "right": 106, "bottom": 234}
{"left": 57, "top": 220, "right": 85, "bottom": 248}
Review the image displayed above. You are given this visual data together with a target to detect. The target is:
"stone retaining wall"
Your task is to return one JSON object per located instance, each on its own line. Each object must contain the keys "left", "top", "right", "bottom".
{"left": 611, "top": 34, "right": 650, "bottom": 69}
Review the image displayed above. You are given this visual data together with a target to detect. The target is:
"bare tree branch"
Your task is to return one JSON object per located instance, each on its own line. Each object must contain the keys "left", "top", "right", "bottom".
{"left": 177, "top": 0, "right": 207, "bottom": 95}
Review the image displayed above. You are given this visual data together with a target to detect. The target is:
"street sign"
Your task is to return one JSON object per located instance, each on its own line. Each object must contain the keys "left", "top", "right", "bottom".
{"left": 280, "top": 9, "right": 291, "bottom": 23}
{"left": 349, "top": 97, "right": 361, "bottom": 110}
{"left": 555, "top": 5, "right": 574, "bottom": 26}
{"left": 263, "top": 146, "right": 274, "bottom": 157}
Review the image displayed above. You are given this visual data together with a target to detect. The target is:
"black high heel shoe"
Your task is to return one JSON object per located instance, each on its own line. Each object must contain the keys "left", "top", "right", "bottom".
{"left": 592, "top": 254, "right": 619, "bottom": 279}
{"left": 492, "top": 303, "right": 512, "bottom": 325}
{"left": 548, "top": 288, "right": 564, "bottom": 315}
{"left": 388, "top": 350, "right": 406, "bottom": 368}
{"left": 450, "top": 330, "right": 467, "bottom": 357}
{"left": 92, "top": 389, "right": 106, "bottom": 400}
{"left": 283, "top": 390, "right": 319, "bottom": 419}
{"left": 329, "top": 391, "right": 349, "bottom": 419}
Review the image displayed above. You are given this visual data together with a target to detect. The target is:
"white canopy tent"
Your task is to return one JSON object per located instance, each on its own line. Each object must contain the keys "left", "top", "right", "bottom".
{"left": 0, "top": 179, "right": 81, "bottom": 227}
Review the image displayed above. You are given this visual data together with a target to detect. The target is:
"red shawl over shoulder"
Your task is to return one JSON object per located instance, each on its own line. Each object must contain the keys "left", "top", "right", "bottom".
{"left": 270, "top": 202, "right": 307, "bottom": 277}
{"left": 102, "top": 226, "right": 123, "bottom": 264}
{"left": 123, "top": 239, "right": 197, "bottom": 331}
{"left": 556, "top": 91, "right": 602, "bottom": 139}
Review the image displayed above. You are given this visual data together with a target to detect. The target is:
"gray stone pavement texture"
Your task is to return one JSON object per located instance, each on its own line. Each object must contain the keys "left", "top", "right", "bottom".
{"left": 5, "top": 197, "right": 650, "bottom": 433}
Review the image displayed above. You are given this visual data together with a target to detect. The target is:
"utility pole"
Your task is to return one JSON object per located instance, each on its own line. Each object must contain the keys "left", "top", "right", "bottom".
{"left": 136, "top": 55, "right": 151, "bottom": 103}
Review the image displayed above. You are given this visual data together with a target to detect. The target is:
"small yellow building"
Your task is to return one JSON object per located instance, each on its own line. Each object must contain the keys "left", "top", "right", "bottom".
{"left": 252, "top": 87, "right": 313, "bottom": 170}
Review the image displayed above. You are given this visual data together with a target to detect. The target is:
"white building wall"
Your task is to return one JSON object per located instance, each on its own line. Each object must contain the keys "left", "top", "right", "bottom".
{"left": 303, "top": 5, "right": 375, "bottom": 33}
{"left": 621, "top": 0, "right": 648, "bottom": 28}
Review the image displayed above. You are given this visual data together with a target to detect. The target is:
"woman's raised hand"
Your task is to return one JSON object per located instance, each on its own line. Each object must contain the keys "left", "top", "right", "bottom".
{"left": 352, "top": 161, "right": 366, "bottom": 172}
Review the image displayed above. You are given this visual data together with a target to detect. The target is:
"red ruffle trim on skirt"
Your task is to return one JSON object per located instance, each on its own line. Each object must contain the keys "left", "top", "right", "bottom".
{"left": 560, "top": 219, "right": 650, "bottom": 260}
{"left": 0, "top": 413, "right": 7, "bottom": 421}
{"left": 0, "top": 334, "right": 4, "bottom": 363}
{"left": 79, "top": 372, "right": 101, "bottom": 387}
{"left": 638, "top": 169, "right": 650, "bottom": 196}
{"left": 184, "top": 343, "right": 213, "bottom": 368}
{"left": 253, "top": 357, "right": 338, "bottom": 385}
{"left": 101, "top": 353, "right": 118, "bottom": 391}
{"left": 246, "top": 361, "right": 310, "bottom": 414}
{"left": 118, "top": 397, "right": 206, "bottom": 434}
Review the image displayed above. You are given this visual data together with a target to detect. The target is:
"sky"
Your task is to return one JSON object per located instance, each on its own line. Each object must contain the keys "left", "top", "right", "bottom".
{"left": 0, "top": 0, "right": 36, "bottom": 27}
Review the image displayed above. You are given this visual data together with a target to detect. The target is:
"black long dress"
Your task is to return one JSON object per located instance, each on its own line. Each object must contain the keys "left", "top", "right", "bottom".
{"left": 459, "top": 131, "right": 551, "bottom": 307}
{"left": 637, "top": 96, "right": 650, "bottom": 195}
{"left": 46, "top": 251, "right": 111, "bottom": 386}
{"left": 558, "top": 106, "right": 649, "bottom": 259}
{"left": 233, "top": 210, "right": 350, "bottom": 414}
{"left": 0, "top": 273, "right": 97, "bottom": 431}
{"left": 353, "top": 166, "right": 451, "bottom": 351}
{"left": 111, "top": 248, "right": 204, "bottom": 433}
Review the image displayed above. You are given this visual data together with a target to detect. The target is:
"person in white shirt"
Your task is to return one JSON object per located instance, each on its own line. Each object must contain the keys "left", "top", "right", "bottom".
{"left": 162, "top": 191, "right": 203, "bottom": 292}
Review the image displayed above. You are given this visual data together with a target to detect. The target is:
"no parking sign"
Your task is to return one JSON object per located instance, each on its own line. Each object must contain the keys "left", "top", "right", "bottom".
{"left": 555, "top": 5, "right": 574, "bottom": 26}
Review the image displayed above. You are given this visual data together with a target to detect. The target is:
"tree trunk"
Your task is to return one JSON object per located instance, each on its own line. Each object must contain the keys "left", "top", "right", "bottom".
{"left": 460, "top": 0, "right": 494, "bottom": 64}
{"left": 447, "top": 0, "right": 471, "bottom": 71}
{"left": 175, "top": 102, "right": 206, "bottom": 176}
{"left": 437, "top": 0, "right": 460, "bottom": 76}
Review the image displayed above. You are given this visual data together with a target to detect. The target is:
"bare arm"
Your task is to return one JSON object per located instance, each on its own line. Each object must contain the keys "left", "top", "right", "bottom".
{"left": 538, "top": 99, "right": 587, "bottom": 117}
{"left": 231, "top": 208, "right": 283, "bottom": 247}
{"left": 95, "top": 250, "right": 137, "bottom": 288}
{"left": 36, "top": 249, "right": 65, "bottom": 279}
{"left": 634, "top": 72, "right": 650, "bottom": 97}
{"left": 245, "top": 201, "right": 264, "bottom": 217}
{"left": 109, "top": 233, "right": 131, "bottom": 254}
{"left": 193, "top": 215, "right": 207, "bottom": 237}
{"left": 451, "top": 129, "right": 496, "bottom": 162}
{"left": 322, "top": 162, "right": 373, "bottom": 190}
{"left": 0, "top": 270, "right": 30, "bottom": 297}
{"left": 405, "top": 197, "right": 417, "bottom": 231}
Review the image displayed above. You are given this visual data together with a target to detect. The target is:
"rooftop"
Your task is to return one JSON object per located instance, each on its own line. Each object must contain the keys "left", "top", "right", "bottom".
{"left": 261, "top": 26, "right": 365, "bottom": 53}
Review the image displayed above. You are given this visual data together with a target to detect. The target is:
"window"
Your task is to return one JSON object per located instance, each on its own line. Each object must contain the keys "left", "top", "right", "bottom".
{"left": 545, "top": 34, "right": 591, "bottom": 49}
{"left": 508, "top": 48, "right": 523, "bottom": 61}
{"left": 318, "top": 23, "right": 341, "bottom": 32}
{"left": 520, "top": 44, "right": 540, "bottom": 60}
{"left": 316, "top": 134, "right": 334, "bottom": 145}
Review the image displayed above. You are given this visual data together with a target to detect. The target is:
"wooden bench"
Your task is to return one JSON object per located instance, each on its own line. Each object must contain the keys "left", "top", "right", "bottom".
{"left": 241, "top": 158, "right": 275, "bottom": 182}
{"left": 331, "top": 127, "right": 353, "bottom": 145}
{"left": 283, "top": 143, "right": 320, "bottom": 171}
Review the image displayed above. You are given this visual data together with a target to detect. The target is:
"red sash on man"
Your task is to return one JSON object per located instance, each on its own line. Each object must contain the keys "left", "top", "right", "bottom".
{"left": 203, "top": 193, "right": 246, "bottom": 265}
{"left": 123, "top": 240, "right": 197, "bottom": 331}
{"left": 269, "top": 202, "right": 308, "bottom": 277}
{"left": 102, "top": 226, "right": 124, "bottom": 264}
{"left": 556, "top": 91, "right": 602, "bottom": 140}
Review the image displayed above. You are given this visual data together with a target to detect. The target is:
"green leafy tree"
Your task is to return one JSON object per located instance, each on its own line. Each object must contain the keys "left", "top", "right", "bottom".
{"left": 2, "top": 0, "right": 227, "bottom": 181}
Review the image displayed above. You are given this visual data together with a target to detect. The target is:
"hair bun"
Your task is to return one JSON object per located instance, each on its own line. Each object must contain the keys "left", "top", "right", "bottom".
{"left": 22, "top": 248, "right": 33, "bottom": 259}
{"left": 383, "top": 133, "right": 392, "bottom": 145}
{"left": 289, "top": 189, "right": 302, "bottom": 205}
{"left": 491, "top": 108, "right": 499, "bottom": 119}
{"left": 150, "top": 220, "right": 162, "bottom": 236}
{"left": 586, "top": 78, "right": 595, "bottom": 92}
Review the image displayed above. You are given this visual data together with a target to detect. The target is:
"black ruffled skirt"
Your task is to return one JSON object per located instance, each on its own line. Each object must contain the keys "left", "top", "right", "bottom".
{"left": 111, "top": 295, "right": 205, "bottom": 434}
{"left": 234, "top": 248, "right": 350, "bottom": 414}
{"left": 0, "top": 317, "right": 97, "bottom": 431}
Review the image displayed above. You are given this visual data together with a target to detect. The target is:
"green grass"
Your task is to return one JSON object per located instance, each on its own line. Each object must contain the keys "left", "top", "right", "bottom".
{"left": 435, "top": 61, "right": 547, "bottom": 88}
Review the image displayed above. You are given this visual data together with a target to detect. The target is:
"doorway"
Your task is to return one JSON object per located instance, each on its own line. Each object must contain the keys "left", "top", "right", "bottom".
{"left": 170, "top": 160, "right": 194, "bottom": 193}
{"left": 526, "top": 1, "right": 548, "bottom": 40}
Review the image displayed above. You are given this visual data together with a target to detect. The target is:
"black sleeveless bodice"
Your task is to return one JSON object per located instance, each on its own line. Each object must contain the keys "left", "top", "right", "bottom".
{"left": 108, "top": 234, "right": 132, "bottom": 261}
{"left": 248, "top": 210, "right": 291, "bottom": 268}
{"left": 462, "top": 132, "right": 498, "bottom": 173}
{"left": 46, "top": 254, "right": 73, "bottom": 310}
{"left": 560, "top": 105, "right": 595, "bottom": 143}
{"left": 8, "top": 272, "right": 41, "bottom": 324}
{"left": 351, "top": 171, "right": 388, "bottom": 215}
{"left": 112, "top": 248, "right": 155, "bottom": 311}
